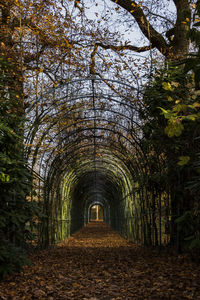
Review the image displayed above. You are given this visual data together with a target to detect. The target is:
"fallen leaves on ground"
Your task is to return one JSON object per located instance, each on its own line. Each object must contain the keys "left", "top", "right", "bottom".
{"left": 0, "top": 222, "right": 199, "bottom": 299}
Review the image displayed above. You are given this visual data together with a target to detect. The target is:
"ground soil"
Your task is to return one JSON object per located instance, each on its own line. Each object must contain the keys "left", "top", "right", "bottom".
{"left": 0, "top": 222, "right": 199, "bottom": 299}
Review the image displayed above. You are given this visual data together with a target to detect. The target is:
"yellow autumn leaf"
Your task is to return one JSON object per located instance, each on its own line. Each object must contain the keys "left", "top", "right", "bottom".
{"left": 177, "top": 156, "right": 190, "bottom": 166}
{"left": 193, "top": 102, "right": 200, "bottom": 107}
{"left": 162, "top": 82, "right": 174, "bottom": 91}
{"left": 171, "top": 81, "right": 179, "bottom": 88}
{"left": 168, "top": 96, "right": 173, "bottom": 101}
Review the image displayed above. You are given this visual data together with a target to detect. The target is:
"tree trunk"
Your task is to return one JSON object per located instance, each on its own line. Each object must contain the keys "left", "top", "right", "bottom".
{"left": 171, "top": 0, "right": 191, "bottom": 59}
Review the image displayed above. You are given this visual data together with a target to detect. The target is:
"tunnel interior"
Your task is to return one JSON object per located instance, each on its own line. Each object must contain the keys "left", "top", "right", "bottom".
{"left": 25, "top": 77, "right": 148, "bottom": 246}
{"left": 46, "top": 147, "right": 136, "bottom": 244}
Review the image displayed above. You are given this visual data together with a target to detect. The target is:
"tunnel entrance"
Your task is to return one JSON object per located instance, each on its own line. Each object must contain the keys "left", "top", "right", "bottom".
{"left": 90, "top": 205, "right": 104, "bottom": 221}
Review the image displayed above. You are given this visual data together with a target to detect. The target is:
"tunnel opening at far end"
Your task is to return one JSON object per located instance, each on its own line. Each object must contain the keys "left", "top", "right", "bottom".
{"left": 89, "top": 204, "right": 104, "bottom": 222}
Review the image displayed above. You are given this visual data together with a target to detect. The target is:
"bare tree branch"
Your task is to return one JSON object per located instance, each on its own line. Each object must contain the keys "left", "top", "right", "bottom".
{"left": 96, "top": 42, "right": 152, "bottom": 53}
{"left": 143, "top": 6, "right": 175, "bottom": 26}
{"left": 110, "top": 0, "right": 170, "bottom": 56}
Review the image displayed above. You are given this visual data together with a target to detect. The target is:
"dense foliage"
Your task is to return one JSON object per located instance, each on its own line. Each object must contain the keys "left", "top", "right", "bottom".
{"left": 131, "top": 1, "right": 200, "bottom": 254}
{"left": 0, "top": 57, "right": 41, "bottom": 278}
{"left": 139, "top": 65, "right": 200, "bottom": 252}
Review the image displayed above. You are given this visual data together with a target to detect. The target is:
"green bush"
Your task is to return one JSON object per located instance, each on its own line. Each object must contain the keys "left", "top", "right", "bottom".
{"left": 0, "top": 56, "right": 41, "bottom": 279}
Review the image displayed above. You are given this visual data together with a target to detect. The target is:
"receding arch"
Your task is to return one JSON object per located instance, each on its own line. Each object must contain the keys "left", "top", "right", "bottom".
{"left": 88, "top": 202, "right": 105, "bottom": 222}
{"left": 25, "top": 76, "right": 147, "bottom": 246}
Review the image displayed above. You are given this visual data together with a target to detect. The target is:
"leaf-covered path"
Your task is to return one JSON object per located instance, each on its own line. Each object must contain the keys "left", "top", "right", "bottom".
{"left": 0, "top": 222, "right": 199, "bottom": 300}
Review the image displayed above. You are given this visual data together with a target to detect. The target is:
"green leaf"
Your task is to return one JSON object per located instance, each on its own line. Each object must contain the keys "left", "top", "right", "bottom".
{"left": 162, "top": 82, "right": 174, "bottom": 91}
{"left": 177, "top": 156, "right": 190, "bottom": 166}
{"left": 186, "top": 114, "right": 198, "bottom": 121}
{"left": 158, "top": 107, "right": 173, "bottom": 119}
{"left": 165, "top": 119, "right": 184, "bottom": 137}
{"left": 0, "top": 172, "right": 5, "bottom": 182}
{"left": 167, "top": 96, "right": 173, "bottom": 101}
{"left": 172, "top": 104, "right": 187, "bottom": 113}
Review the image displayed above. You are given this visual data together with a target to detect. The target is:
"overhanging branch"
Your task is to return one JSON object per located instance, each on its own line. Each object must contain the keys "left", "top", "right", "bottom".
{"left": 96, "top": 42, "right": 152, "bottom": 53}
{"left": 110, "top": 0, "right": 170, "bottom": 57}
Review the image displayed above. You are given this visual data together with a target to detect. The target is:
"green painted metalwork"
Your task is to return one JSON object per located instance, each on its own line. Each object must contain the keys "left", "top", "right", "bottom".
{"left": 25, "top": 76, "right": 171, "bottom": 248}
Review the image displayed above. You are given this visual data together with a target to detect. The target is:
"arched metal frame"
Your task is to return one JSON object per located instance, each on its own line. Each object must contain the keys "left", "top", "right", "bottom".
{"left": 88, "top": 202, "right": 106, "bottom": 223}
{"left": 25, "top": 76, "right": 151, "bottom": 245}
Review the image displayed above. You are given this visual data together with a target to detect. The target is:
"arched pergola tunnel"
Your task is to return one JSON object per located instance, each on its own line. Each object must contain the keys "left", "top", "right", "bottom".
{"left": 47, "top": 148, "right": 135, "bottom": 244}
{"left": 25, "top": 76, "right": 169, "bottom": 247}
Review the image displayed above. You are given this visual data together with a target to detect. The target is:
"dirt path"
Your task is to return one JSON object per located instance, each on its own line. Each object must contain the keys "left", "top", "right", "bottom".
{"left": 0, "top": 222, "right": 199, "bottom": 299}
